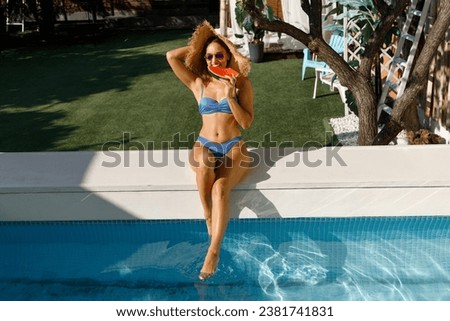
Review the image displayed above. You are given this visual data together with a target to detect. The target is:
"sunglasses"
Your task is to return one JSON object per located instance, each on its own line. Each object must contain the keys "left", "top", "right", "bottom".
{"left": 204, "top": 53, "right": 225, "bottom": 61}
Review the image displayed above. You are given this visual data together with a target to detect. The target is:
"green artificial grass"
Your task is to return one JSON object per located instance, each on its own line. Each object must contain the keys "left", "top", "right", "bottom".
{"left": 0, "top": 30, "right": 344, "bottom": 152}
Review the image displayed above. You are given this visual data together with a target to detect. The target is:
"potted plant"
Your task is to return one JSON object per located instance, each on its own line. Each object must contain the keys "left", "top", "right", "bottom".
{"left": 234, "top": 0, "right": 274, "bottom": 63}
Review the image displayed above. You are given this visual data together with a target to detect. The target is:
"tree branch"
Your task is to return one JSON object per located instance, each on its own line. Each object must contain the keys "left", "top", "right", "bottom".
{"left": 244, "top": 1, "right": 311, "bottom": 45}
{"left": 393, "top": 0, "right": 450, "bottom": 121}
{"left": 373, "top": 0, "right": 450, "bottom": 145}
{"left": 301, "top": 0, "right": 311, "bottom": 17}
{"left": 308, "top": 0, "right": 322, "bottom": 37}
{"left": 373, "top": 0, "right": 390, "bottom": 17}
{"left": 359, "top": 0, "right": 409, "bottom": 78}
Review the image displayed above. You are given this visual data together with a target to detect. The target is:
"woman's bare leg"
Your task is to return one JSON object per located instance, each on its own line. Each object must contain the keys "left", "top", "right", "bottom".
{"left": 199, "top": 141, "right": 251, "bottom": 279}
{"left": 190, "top": 142, "right": 216, "bottom": 236}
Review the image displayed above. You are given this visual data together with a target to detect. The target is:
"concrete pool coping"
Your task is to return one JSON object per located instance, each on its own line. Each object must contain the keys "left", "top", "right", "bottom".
{"left": 1, "top": 145, "right": 449, "bottom": 221}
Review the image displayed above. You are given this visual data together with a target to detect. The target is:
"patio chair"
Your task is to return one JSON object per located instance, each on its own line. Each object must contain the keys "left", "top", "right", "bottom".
{"left": 313, "top": 67, "right": 350, "bottom": 116}
{"left": 301, "top": 34, "right": 345, "bottom": 80}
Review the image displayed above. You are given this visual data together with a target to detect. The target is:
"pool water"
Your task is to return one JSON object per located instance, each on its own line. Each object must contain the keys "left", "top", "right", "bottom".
{"left": 1, "top": 217, "right": 450, "bottom": 301}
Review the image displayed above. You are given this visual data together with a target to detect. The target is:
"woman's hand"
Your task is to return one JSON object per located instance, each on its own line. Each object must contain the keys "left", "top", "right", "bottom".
{"left": 221, "top": 74, "right": 238, "bottom": 100}
{"left": 221, "top": 75, "right": 254, "bottom": 129}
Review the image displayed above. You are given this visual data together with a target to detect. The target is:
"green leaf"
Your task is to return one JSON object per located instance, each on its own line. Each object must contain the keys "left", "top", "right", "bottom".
{"left": 256, "top": 0, "right": 264, "bottom": 9}
{"left": 265, "top": 6, "right": 275, "bottom": 21}
{"left": 325, "top": 7, "right": 341, "bottom": 21}
{"left": 362, "top": 24, "right": 374, "bottom": 40}
{"left": 348, "top": 60, "right": 360, "bottom": 69}
{"left": 324, "top": 24, "right": 345, "bottom": 35}
{"left": 243, "top": 15, "right": 254, "bottom": 33}
{"left": 335, "top": 0, "right": 373, "bottom": 7}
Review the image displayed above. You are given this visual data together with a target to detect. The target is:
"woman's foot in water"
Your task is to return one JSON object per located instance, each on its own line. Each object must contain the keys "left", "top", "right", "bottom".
{"left": 198, "top": 248, "right": 219, "bottom": 280}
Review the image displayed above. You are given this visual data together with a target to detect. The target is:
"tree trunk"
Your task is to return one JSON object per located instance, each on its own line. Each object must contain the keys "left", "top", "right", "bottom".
{"left": 89, "top": 0, "right": 98, "bottom": 23}
{"left": 244, "top": 0, "right": 450, "bottom": 146}
{"left": 372, "top": 118, "right": 403, "bottom": 145}
{"left": 220, "top": 0, "right": 227, "bottom": 36}
{"left": 372, "top": 0, "right": 450, "bottom": 145}
{"left": 349, "top": 74, "right": 379, "bottom": 145}
{"left": 39, "top": 0, "right": 54, "bottom": 40}
{"left": 403, "top": 101, "right": 420, "bottom": 132}
{"left": 245, "top": 1, "right": 397, "bottom": 145}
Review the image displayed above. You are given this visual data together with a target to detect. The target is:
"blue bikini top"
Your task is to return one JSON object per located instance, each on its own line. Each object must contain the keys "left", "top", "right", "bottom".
{"left": 198, "top": 86, "right": 233, "bottom": 115}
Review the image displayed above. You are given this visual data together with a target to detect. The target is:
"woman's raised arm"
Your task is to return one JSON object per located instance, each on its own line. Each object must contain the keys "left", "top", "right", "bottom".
{"left": 166, "top": 46, "right": 198, "bottom": 92}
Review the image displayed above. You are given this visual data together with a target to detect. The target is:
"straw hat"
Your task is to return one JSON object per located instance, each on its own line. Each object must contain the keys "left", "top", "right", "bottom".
{"left": 185, "top": 20, "right": 251, "bottom": 78}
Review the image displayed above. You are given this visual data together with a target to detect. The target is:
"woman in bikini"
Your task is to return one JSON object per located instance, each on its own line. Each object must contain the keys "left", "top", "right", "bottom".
{"left": 166, "top": 21, "right": 254, "bottom": 280}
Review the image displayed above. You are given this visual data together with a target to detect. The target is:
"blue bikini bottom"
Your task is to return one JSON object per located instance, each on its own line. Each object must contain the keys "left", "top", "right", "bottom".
{"left": 197, "top": 135, "right": 242, "bottom": 159}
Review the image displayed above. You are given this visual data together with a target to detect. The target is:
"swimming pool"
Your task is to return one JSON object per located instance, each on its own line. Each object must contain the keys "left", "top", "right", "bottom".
{"left": 1, "top": 216, "right": 449, "bottom": 301}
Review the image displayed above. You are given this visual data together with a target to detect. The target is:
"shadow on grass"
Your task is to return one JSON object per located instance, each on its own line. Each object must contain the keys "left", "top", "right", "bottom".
{"left": 0, "top": 30, "right": 189, "bottom": 151}
{"left": 0, "top": 52, "right": 168, "bottom": 108}
{"left": 0, "top": 109, "right": 77, "bottom": 151}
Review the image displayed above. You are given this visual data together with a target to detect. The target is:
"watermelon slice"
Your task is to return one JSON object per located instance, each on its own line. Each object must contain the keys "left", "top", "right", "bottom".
{"left": 208, "top": 65, "right": 239, "bottom": 79}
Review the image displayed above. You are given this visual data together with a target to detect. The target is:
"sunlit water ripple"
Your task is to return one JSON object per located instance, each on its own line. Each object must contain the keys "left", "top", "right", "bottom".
{"left": 0, "top": 217, "right": 449, "bottom": 300}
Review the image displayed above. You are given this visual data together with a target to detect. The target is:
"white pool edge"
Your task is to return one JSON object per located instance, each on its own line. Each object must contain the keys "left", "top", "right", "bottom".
{"left": 1, "top": 145, "right": 449, "bottom": 221}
